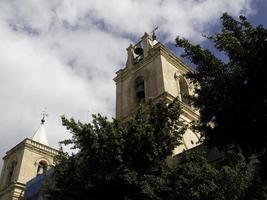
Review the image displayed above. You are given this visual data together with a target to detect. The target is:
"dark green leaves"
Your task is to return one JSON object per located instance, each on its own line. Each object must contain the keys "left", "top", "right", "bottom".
{"left": 176, "top": 13, "right": 267, "bottom": 156}
{"left": 45, "top": 99, "right": 184, "bottom": 200}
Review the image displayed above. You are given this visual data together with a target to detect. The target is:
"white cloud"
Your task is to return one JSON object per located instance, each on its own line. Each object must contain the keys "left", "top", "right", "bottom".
{"left": 0, "top": 0, "right": 254, "bottom": 168}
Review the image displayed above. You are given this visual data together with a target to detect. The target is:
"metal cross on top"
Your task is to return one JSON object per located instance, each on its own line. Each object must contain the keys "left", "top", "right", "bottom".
{"left": 151, "top": 26, "right": 159, "bottom": 40}
{"left": 41, "top": 108, "right": 48, "bottom": 124}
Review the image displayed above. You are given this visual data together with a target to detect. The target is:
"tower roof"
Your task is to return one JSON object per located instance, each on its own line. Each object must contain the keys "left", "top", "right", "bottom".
{"left": 32, "top": 113, "right": 49, "bottom": 146}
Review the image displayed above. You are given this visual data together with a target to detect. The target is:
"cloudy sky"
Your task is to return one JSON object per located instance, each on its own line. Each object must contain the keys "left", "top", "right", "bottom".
{"left": 0, "top": 0, "right": 266, "bottom": 168}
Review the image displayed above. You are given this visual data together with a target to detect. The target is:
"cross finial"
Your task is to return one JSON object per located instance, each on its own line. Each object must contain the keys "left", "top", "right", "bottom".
{"left": 151, "top": 26, "right": 159, "bottom": 40}
{"left": 41, "top": 108, "right": 48, "bottom": 124}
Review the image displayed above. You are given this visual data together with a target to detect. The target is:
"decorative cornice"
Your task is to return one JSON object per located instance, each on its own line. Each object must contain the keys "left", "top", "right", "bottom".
{"left": 3, "top": 138, "right": 59, "bottom": 160}
{"left": 24, "top": 139, "right": 59, "bottom": 157}
{"left": 0, "top": 181, "right": 25, "bottom": 197}
{"left": 120, "top": 92, "right": 199, "bottom": 122}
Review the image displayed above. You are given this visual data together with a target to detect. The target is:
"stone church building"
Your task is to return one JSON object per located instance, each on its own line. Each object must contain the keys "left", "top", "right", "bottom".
{"left": 0, "top": 32, "right": 200, "bottom": 200}
{"left": 114, "top": 32, "right": 200, "bottom": 154}
{"left": 0, "top": 115, "right": 58, "bottom": 200}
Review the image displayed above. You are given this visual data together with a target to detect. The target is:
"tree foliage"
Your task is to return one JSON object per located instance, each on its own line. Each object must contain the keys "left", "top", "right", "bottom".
{"left": 45, "top": 100, "right": 185, "bottom": 200}
{"left": 168, "top": 148, "right": 260, "bottom": 200}
{"left": 176, "top": 13, "right": 267, "bottom": 157}
{"left": 44, "top": 99, "right": 262, "bottom": 200}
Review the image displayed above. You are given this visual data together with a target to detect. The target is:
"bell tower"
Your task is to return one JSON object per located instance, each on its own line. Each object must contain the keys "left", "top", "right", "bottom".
{"left": 114, "top": 32, "right": 200, "bottom": 154}
{"left": 0, "top": 114, "right": 58, "bottom": 200}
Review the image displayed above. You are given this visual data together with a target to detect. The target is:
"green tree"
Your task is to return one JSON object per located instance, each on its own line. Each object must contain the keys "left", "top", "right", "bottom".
{"left": 175, "top": 13, "right": 267, "bottom": 198}
{"left": 44, "top": 99, "right": 261, "bottom": 200}
{"left": 176, "top": 13, "right": 267, "bottom": 157}
{"left": 44, "top": 99, "right": 185, "bottom": 200}
{"left": 168, "top": 148, "right": 259, "bottom": 200}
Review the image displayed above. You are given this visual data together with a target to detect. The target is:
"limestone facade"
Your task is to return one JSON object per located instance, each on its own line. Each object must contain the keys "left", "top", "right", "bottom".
{"left": 114, "top": 32, "right": 201, "bottom": 154}
{"left": 0, "top": 139, "right": 58, "bottom": 200}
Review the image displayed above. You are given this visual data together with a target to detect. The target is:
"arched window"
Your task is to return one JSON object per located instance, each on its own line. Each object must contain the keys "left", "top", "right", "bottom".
{"left": 179, "top": 76, "right": 190, "bottom": 105}
{"left": 134, "top": 76, "right": 145, "bottom": 104}
{"left": 6, "top": 161, "right": 16, "bottom": 185}
{"left": 36, "top": 161, "right": 48, "bottom": 176}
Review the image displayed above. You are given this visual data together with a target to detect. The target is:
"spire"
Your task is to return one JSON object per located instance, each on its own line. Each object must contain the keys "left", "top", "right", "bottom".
{"left": 32, "top": 111, "right": 49, "bottom": 146}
